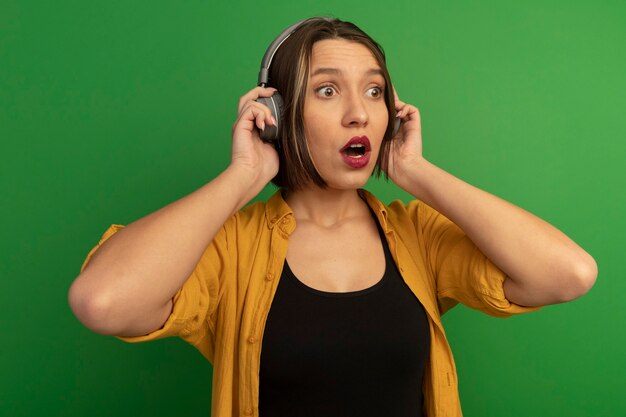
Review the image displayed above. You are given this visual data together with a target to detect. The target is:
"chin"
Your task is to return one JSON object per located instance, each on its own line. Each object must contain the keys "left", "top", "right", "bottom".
{"left": 324, "top": 169, "right": 374, "bottom": 191}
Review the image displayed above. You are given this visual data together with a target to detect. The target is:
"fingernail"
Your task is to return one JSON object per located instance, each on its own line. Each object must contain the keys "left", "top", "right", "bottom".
{"left": 271, "top": 116, "right": 277, "bottom": 126}
{"left": 260, "top": 120, "right": 265, "bottom": 130}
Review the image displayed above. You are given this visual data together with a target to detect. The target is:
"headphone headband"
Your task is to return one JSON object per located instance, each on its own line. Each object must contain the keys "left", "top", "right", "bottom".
{"left": 257, "top": 19, "right": 307, "bottom": 86}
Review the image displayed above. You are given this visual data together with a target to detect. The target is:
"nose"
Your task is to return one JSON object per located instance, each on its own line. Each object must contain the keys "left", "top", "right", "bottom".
{"left": 341, "top": 94, "right": 368, "bottom": 128}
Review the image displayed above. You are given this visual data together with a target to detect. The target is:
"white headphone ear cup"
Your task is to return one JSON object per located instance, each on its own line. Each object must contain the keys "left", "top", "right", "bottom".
{"left": 256, "top": 93, "right": 284, "bottom": 141}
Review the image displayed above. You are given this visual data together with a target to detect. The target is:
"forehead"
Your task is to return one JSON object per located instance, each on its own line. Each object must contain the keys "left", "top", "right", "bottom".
{"left": 309, "top": 39, "right": 380, "bottom": 71}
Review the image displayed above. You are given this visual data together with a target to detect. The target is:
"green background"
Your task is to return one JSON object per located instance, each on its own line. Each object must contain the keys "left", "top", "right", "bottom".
{"left": 2, "top": 0, "right": 624, "bottom": 416}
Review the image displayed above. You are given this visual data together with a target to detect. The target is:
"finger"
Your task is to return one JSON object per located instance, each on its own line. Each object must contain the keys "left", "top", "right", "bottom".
{"left": 394, "top": 93, "right": 407, "bottom": 113}
{"left": 397, "top": 103, "right": 419, "bottom": 120}
{"left": 400, "top": 105, "right": 421, "bottom": 130}
{"left": 237, "top": 101, "right": 274, "bottom": 125}
{"left": 408, "top": 105, "right": 420, "bottom": 121}
{"left": 256, "top": 110, "right": 267, "bottom": 131}
{"left": 395, "top": 100, "right": 408, "bottom": 118}
{"left": 394, "top": 98, "right": 408, "bottom": 117}
{"left": 255, "top": 101, "right": 276, "bottom": 126}
{"left": 235, "top": 102, "right": 275, "bottom": 132}
{"left": 238, "top": 86, "right": 278, "bottom": 113}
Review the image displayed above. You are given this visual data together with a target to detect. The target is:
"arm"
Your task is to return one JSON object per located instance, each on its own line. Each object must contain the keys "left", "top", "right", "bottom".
{"left": 389, "top": 97, "right": 597, "bottom": 307}
{"left": 68, "top": 86, "right": 280, "bottom": 336}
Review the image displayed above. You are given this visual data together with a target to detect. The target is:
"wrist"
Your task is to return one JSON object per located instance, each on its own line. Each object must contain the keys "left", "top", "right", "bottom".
{"left": 393, "top": 157, "right": 435, "bottom": 200}
{"left": 223, "top": 164, "right": 270, "bottom": 210}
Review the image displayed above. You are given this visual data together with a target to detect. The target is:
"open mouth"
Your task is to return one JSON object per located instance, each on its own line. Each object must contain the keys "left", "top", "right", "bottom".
{"left": 343, "top": 143, "right": 367, "bottom": 158}
{"left": 340, "top": 136, "right": 371, "bottom": 158}
{"left": 340, "top": 136, "right": 372, "bottom": 169}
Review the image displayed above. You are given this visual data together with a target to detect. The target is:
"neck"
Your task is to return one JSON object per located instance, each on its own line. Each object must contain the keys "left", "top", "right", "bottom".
{"left": 284, "top": 186, "right": 369, "bottom": 227}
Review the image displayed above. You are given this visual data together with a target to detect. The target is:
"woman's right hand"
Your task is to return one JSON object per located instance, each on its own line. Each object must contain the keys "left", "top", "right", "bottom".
{"left": 230, "top": 86, "right": 280, "bottom": 188}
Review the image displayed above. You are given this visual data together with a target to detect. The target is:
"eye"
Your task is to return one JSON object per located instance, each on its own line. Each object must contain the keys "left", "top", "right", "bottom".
{"left": 315, "top": 85, "right": 337, "bottom": 98}
{"left": 366, "top": 86, "right": 384, "bottom": 98}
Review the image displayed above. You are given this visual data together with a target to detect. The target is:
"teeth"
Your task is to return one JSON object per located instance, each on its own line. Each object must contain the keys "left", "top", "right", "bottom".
{"left": 350, "top": 144, "right": 364, "bottom": 148}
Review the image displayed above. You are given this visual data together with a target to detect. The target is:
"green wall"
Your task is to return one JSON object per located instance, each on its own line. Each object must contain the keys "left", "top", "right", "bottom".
{"left": 2, "top": 0, "right": 624, "bottom": 416}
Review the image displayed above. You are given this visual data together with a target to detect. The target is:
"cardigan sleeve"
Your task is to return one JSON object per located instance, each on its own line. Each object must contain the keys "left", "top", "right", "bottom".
{"left": 409, "top": 200, "right": 542, "bottom": 318}
{"left": 79, "top": 220, "right": 230, "bottom": 349}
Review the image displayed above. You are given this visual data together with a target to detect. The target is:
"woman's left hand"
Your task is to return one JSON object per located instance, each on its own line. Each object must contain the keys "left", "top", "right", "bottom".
{"left": 386, "top": 90, "right": 597, "bottom": 307}
{"left": 386, "top": 89, "right": 426, "bottom": 189}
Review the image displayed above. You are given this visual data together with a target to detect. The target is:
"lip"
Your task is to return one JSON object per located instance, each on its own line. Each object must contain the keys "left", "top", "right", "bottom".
{"left": 340, "top": 136, "right": 371, "bottom": 169}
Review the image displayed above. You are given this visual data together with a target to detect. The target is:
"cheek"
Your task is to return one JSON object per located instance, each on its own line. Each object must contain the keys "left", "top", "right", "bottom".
{"left": 303, "top": 118, "right": 325, "bottom": 161}
{"left": 304, "top": 109, "right": 333, "bottom": 144}
{"left": 375, "top": 109, "right": 390, "bottom": 138}
{"left": 304, "top": 104, "right": 330, "bottom": 131}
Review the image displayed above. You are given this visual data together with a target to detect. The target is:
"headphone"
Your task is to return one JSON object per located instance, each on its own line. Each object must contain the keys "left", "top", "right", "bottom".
{"left": 255, "top": 19, "right": 401, "bottom": 142}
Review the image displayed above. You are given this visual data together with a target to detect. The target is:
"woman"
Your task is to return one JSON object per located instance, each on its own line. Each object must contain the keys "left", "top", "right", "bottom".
{"left": 68, "top": 17, "right": 597, "bottom": 417}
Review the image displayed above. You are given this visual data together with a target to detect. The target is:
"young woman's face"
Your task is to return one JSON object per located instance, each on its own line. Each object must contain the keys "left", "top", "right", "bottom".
{"left": 303, "top": 38, "right": 389, "bottom": 190}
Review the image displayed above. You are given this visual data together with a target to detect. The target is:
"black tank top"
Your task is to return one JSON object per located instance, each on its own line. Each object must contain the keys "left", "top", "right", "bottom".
{"left": 259, "top": 215, "right": 431, "bottom": 417}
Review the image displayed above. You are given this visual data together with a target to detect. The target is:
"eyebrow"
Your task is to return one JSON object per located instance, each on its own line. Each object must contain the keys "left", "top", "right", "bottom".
{"left": 310, "top": 67, "right": 384, "bottom": 78}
